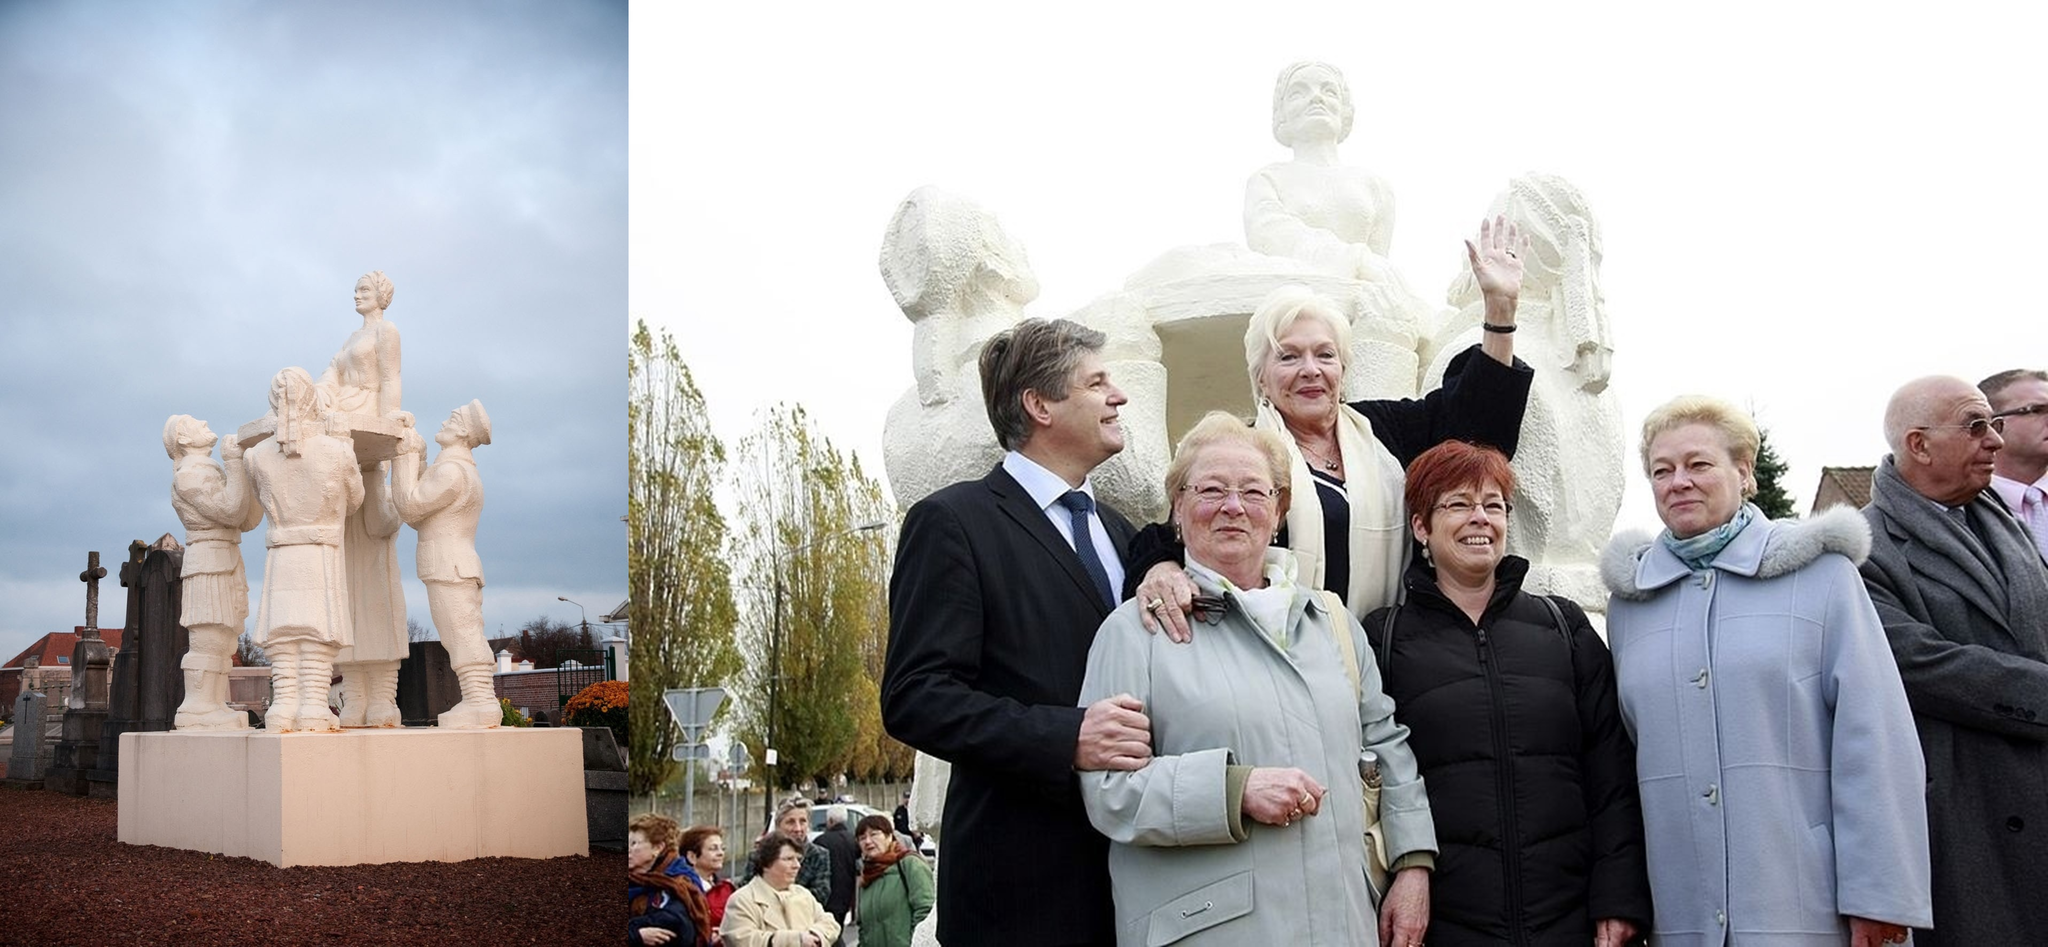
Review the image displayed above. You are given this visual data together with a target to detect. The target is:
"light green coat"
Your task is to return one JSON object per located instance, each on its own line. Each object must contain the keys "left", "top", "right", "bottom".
{"left": 854, "top": 853, "right": 934, "bottom": 947}
{"left": 1078, "top": 572, "right": 1437, "bottom": 946}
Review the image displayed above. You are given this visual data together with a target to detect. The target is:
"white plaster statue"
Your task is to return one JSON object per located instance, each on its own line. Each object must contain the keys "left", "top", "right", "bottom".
{"left": 318, "top": 271, "right": 408, "bottom": 728}
{"left": 165, "top": 415, "right": 263, "bottom": 730}
{"left": 880, "top": 186, "right": 1035, "bottom": 508}
{"left": 1425, "top": 174, "right": 1621, "bottom": 606}
{"left": 1246, "top": 61, "right": 1402, "bottom": 284}
{"left": 387, "top": 400, "right": 500, "bottom": 729}
{"left": 245, "top": 367, "right": 363, "bottom": 732}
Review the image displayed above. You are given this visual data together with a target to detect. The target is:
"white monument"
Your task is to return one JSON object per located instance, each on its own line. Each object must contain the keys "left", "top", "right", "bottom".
{"left": 123, "top": 273, "right": 585, "bottom": 867}
{"left": 164, "top": 415, "right": 263, "bottom": 730}
{"left": 880, "top": 64, "right": 1628, "bottom": 893}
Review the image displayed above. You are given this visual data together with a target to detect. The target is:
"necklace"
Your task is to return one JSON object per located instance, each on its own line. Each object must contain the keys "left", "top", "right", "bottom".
{"left": 1295, "top": 437, "right": 1340, "bottom": 472}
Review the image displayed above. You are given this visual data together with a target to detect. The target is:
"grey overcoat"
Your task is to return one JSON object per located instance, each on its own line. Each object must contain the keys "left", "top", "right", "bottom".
{"left": 1077, "top": 561, "right": 1437, "bottom": 946}
{"left": 1861, "top": 458, "right": 2048, "bottom": 946}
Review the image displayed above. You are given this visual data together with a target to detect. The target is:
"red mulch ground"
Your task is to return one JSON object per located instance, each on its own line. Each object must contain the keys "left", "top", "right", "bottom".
{"left": 0, "top": 786, "right": 621, "bottom": 947}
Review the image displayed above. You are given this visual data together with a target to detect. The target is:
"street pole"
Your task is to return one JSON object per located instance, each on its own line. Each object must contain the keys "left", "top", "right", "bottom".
{"left": 765, "top": 567, "right": 782, "bottom": 828}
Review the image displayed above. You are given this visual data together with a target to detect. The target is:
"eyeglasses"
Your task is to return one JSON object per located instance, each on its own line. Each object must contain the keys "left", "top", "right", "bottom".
{"left": 1189, "top": 593, "right": 1232, "bottom": 625}
{"left": 1434, "top": 498, "right": 1513, "bottom": 518}
{"left": 1182, "top": 484, "right": 1282, "bottom": 508}
{"left": 1994, "top": 403, "right": 2048, "bottom": 421}
{"left": 1916, "top": 416, "right": 2006, "bottom": 439}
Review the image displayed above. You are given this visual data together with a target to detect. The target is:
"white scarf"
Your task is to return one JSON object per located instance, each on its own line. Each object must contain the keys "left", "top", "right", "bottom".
{"left": 1255, "top": 400, "right": 1409, "bottom": 621}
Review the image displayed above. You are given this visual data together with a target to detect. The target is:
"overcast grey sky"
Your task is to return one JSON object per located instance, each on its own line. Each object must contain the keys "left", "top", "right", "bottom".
{"left": 0, "top": 2, "right": 625, "bottom": 662}
{"left": 636, "top": 1, "right": 2047, "bottom": 540}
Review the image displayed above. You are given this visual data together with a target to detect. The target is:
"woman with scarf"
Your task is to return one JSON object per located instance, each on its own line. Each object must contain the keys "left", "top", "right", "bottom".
{"left": 1134, "top": 220, "right": 1533, "bottom": 640}
{"left": 1602, "top": 396, "right": 1930, "bottom": 945}
{"left": 851, "top": 814, "right": 932, "bottom": 947}
{"left": 674, "top": 825, "right": 737, "bottom": 937}
{"left": 630, "top": 813, "right": 714, "bottom": 947}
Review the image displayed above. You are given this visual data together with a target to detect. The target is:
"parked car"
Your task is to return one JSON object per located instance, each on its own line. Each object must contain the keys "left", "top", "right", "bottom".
{"left": 808, "top": 801, "right": 936, "bottom": 858}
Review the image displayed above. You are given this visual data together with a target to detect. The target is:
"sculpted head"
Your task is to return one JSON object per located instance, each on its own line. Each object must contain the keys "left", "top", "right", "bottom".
{"left": 1246, "top": 285, "right": 1352, "bottom": 425}
{"left": 1885, "top": 375, "right": 2004, "bottom": 506}
{"left": 880, "top": 186, "right": 1039, "bottom": 322}
{"left": 354, "top": 270, "right": 395, "bottom": 316}
{"left": 162, "top": 415, "right": 216, "bottom": 460}
{"left": 1272, "top": 60, "right": 1354, "bottom": 147}
{"left": 1639, "top": 396, "right": 1758, "bottom": 539}
{"left": 978, "top": 318, "right": 1124, "bottom": 463}
{"left": 437, "top": 399, "right": 492, "bottom": 449}
{"left": 268, "top": 367, "right": 327, "bottom": 421}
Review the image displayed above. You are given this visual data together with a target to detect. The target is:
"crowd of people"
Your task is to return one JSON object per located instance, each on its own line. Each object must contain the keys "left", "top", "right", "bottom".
{"left": 862, "top": 211, "right": 2047, "bottom": 947}
{"left": 628, "top": 798, "right": 935, "bottom": 947}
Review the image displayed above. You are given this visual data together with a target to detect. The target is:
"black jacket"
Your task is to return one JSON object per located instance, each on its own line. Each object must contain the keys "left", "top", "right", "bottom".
{"left": 1364, "top": 556, "right": 1652, "bottom": 946}
{"left": 816, "top": 824, "right": 860, "bottom": 918}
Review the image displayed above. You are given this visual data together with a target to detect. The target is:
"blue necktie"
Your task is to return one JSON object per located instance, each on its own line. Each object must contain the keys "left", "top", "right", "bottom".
{"left": 1057, "top": 490, "right": 1116, "bottom": 610}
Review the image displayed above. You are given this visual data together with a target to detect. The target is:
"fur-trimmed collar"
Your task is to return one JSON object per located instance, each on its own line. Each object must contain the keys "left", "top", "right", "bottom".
{"left": 1601, "top": 504, "right": 1871, "bottom": 601}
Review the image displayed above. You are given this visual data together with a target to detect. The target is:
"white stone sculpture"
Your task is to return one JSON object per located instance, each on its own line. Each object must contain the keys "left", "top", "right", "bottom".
{"left": 880, "top": 187, "right": 1035, "bottom": 508}
{"left": 164, "top": 415, "right": 263, "bottom": 730}
{"left": 1424, "top": 174, "right": 1621, "bottom": 607}
{"left": 320, "top": 271, "right": 409, "bottom": 727}
{"left": 387, "top": 400, "right": 500, "bottom": 729}
{"left": 245, "top": 367, "right": 363, "bottom": 732}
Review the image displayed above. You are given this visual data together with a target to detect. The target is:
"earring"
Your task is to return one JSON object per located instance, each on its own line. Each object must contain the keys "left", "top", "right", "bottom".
{"left": 1258, "top": 394, "right": 1271, "bottom": 409}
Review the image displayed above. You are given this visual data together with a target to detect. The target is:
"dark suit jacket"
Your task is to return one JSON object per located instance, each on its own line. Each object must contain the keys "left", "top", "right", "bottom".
{"left": 881, "top": 464, "right": 1133, "bottom": 947}
{"left": 1860, "top": 459, "right": 2048, "bottom": 945}
{"left": 815, "top": 824, "right": 859, "bottom": 918}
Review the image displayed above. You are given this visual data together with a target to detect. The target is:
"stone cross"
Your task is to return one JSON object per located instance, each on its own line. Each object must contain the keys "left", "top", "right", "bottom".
{"left": 79, "top": 551, "right": 107, "bottom": 641}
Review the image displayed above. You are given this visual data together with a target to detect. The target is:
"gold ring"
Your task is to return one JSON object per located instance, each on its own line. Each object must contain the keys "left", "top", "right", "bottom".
{"left": 1145, "top": 597, "right": 1164, "bottom": 611}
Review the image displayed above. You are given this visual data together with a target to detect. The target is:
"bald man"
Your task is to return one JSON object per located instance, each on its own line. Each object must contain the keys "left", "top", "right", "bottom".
{"left": 1979, "top": 369, "right": 2048, "bottom": 560}
{"left": 1859, "top": 375, "right": 2048, "bottom": 946}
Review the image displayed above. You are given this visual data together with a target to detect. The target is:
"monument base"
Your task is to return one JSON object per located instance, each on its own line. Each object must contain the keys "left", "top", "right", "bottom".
{"left": 119, "top": 728, "right": 586, "bottom": 867}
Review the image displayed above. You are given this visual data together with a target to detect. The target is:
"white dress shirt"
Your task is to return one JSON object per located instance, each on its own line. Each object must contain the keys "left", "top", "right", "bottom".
{"left": 1002, "top": 451, "right": 1126, "bottom": 596}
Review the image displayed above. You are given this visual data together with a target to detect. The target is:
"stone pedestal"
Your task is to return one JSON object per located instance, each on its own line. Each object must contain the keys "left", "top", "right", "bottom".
{"left": 119, "top": 728, "right": 586, "bottom": 867}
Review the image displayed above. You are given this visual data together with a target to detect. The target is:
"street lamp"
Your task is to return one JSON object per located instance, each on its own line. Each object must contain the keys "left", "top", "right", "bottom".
{"left": 764, "top": 518, "right": 888, "bottom": 824}
{"left": 557, "top": 595, "right": 590, "bottom": 645}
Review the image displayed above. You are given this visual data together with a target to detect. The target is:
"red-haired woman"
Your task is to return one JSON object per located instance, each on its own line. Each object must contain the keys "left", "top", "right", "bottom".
{"left": 1363, "top": 441, "right": 1651, "bottom": 947}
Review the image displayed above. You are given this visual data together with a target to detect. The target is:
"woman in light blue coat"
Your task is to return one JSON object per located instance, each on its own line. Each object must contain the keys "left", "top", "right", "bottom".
{"left": 1602, "top": 396, "right": 1930, "bottom": 947}
{"left": 1079, "top": 412, "right": 1438, "bottom": 947}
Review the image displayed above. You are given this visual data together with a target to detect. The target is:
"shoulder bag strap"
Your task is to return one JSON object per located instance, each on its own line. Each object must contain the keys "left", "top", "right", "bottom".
{"left": 1318, "top": 590, "right": 1361, "bottom": 698}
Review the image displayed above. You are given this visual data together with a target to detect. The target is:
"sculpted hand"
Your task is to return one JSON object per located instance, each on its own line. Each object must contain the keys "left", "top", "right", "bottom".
{"left": 221, "top": 434, "right": 244, "bottom": 461}
{"left": 636, "top": 927, "right": 675, "bottom": 946}
{"left": 1848, "top": 916, "right": 1910, "bottom": 947}
{"left": 1074, "top": 694, "right": 1151, "bottom": 771}
{"left": 1594, "top": 917, "right": 1638, "bottom": 947}
{"left": 1136, "top": 561, "right": 1199, "bottom": 643}
{"left": 400, "top": 426, "right": 425, "bottom": 455}
{"left": 1465, "top": 213, "right": 1528, "bottom": 304}
{"left": 1376, "top": 866, "right": 1430, "bottom": 947}
{"left": 1241, "top": 766, "right": 1326, "bottom": 827}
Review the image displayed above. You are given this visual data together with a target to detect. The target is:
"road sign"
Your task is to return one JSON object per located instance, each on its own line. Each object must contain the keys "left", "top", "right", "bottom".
{"left": 662, "top": 687, "right": 727, "bottom": 745}
{"left": 671, "top": 744, "right": 713, "bottom": 761}
{"left": 728, "top": 742, "right": 751, "bottom": 769}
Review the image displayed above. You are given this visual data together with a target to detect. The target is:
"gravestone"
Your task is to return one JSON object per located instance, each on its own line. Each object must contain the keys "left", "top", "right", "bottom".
{"left": 3, "top": 690, "right": 49, "bottom": 788}
{"left": 581, "top": 725, "right": 627, "bottom": 852}
{"left": 92, "top": 537, "right": 187, "bottom": 797}
{"left": 396, "top": 640, "right": 461, "bottom": 726}
{"left": 45, "top": 551, "right": 115, "bottom": 795}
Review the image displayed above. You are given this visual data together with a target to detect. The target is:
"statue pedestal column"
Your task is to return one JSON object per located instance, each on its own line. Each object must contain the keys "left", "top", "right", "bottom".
{"left": 117, "top": 728, "right": 586, "bottom": 867}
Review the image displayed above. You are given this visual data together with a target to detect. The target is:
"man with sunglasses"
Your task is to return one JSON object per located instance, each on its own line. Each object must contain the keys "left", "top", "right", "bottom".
{"left": 1859, "top": 374, "right": 2048, "bottom": 947}
{"left": 1980, "top": 369, "right": 2048, "bottom": 559}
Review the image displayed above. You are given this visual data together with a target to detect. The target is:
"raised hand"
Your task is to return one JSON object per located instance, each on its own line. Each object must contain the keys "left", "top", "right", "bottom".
{"left": 1464, "top": 213, "right": 1528, "bottom": 302}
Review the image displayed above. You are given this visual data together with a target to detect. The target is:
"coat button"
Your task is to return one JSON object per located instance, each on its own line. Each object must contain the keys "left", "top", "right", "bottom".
{"left": 1703, "top": 783, "right": 1720, "bottom": 805}
{"left": 1692, "top": 668, "right": 1710, "bottom": 688}
{"left": 2009, "top": 816, "right": 2026, "bottom": 833}
{"left": 1716, "top": 909, "right": 1727, "bottom": 926}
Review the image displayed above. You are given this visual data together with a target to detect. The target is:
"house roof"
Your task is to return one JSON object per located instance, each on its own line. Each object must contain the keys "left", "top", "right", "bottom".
{"left": 3, "top": 628, "right": 126, "bottom": 669}
{"left": 1812, "top": 466, "right": 1875, "bottom": 511}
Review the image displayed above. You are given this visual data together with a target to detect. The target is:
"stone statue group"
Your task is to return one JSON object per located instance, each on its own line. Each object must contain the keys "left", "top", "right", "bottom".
{"left": 162, "top": 271, "right": 500, "bottom": 733}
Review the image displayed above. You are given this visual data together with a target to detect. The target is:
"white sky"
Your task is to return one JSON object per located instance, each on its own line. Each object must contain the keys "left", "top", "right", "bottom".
{"left": 638, "top": 2, "right": 2044, "bottom": 536}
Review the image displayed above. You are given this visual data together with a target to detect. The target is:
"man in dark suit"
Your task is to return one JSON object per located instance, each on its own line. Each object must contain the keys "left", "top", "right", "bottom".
{"left": 1861, "top": 375, "right": 2048, "bottom": 947}
{"left": 815, "top": 806, "right": 860, "bottom": 943}
{"left": 1978, "top": 368, "right": 2048, "bottom": 559}
{"left": 881, "top": 318, "right": 1153, "bottom": 947}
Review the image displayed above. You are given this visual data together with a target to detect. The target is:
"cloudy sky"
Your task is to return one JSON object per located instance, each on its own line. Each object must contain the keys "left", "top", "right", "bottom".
{"left": 0, "top": 2, "right": 625, "bottom": 663}
{"left": 636, "top": 2, "right": 2045, "bottom": 540}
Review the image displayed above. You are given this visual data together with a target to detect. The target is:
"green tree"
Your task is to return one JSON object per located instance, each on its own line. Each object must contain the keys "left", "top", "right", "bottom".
{"left": 627, "top": 321, "right": 742, "bottom": 796}
{"left": 731, "top": 404, "right": 897, "bottom": 792}
{"left": 1752, "top": 424, "right": 1795, "bottom": 519}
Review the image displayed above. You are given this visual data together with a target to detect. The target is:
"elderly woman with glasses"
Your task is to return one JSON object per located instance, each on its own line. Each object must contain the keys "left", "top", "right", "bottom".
{"left": 1078, "top": 411, "right": 1437, "bottom": 947}
{"left": 1135, "top": 221, "right": 1533, "bottom": 641}
{"left": 1602, "top": 395, "right": 1930, "bottom": 946}
{"left": 1365, "top": 441, "right": 1651, "bottom": 947}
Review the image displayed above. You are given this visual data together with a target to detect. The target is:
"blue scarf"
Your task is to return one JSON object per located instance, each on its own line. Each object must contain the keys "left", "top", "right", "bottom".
{"left": 1660, "top": 503, "right": 1759, "bottom": 571}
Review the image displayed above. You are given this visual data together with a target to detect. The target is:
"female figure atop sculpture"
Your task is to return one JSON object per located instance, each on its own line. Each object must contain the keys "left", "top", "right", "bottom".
{"left": 164, "top": 414, "right": 264, "bottom": 729}
{"left": 1246, "top": 61, "right": 1404, "bottom": 288}
{"left": 319, "top": 270, "right": 408, "bottom": 726}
